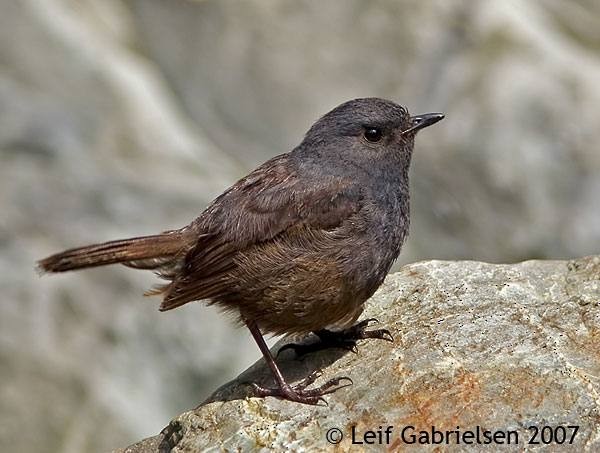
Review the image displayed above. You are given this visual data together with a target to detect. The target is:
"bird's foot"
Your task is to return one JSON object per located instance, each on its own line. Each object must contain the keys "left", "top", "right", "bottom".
{"left": 251, "top": 371, "right": 353, "bottom": 405}
{"left": 278, "top": 318, "right": 394, "bottom": 357}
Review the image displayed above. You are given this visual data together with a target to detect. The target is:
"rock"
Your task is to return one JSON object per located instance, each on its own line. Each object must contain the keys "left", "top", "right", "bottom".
{"left": 0, "top": 2, "right": 251, "bottom": 452}
{"left": 131, "top": 0, "right": 600, "bottom": 263}
{"left": 119, "top": 255, "right": 600, "bottom": 452}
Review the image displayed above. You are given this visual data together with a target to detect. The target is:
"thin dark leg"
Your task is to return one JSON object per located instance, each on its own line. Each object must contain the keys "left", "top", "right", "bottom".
{"left": 278, "top": 318, "right": 394, "bottom": 357}
{"left": 245, "top": 319, "right": 352, "bottom": 405}
{"left": 246, "top": 319, "right": 289, "bottom": 388}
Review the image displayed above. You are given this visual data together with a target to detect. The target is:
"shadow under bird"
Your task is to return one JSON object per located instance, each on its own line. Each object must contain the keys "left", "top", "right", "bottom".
{"left": 38, "top": 98, "right": 443, "bottom": 405}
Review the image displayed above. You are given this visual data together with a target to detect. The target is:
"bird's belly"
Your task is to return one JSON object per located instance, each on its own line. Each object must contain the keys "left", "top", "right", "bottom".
{"left": 228, "top": 245, "right": 400, "bottom": 335}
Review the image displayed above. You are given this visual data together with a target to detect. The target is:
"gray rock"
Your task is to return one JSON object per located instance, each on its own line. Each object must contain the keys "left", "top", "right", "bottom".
{"left": 131, "top": 0, "right": 600, "bottom": 263}
{"left": 0, "top": 2, "right": 250, "bottom": 452}
{"left": 119, "top": 255, "right": 600, "bottom": 452}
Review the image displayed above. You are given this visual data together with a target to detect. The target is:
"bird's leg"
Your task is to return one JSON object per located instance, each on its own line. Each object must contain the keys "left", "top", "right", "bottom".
{"left": 245, "top": 319, "right": 352, "bottom": 405}
{"left": 278, "top": 318, "right": 394, "bottom": 357}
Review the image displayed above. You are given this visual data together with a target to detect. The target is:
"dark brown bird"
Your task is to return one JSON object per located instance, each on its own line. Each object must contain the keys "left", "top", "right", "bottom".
{"left": 38, "top": 98, "right": 443, "bottom": 404}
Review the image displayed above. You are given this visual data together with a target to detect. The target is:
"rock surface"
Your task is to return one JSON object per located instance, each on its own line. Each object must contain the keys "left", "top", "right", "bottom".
{"left": 131, "top": 0, "right": 600, "bottom": 263}
{"left": 120, "top": 255, "right": 600, "bottom": 452}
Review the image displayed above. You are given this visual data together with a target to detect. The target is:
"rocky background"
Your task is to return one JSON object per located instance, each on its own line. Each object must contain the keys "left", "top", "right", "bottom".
{"left": 122, "top": 256, "right": 600, "bottom": 452}
{"left": 1, "top": 1, "right": 599, "bottom": 452}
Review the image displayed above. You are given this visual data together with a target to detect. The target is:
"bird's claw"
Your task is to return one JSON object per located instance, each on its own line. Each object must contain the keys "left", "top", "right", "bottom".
{"left": 278, "top": 318, "right": 394, "bottom": 358}
{"left": 250, "top": 374, "right": 353, "bottom": 405}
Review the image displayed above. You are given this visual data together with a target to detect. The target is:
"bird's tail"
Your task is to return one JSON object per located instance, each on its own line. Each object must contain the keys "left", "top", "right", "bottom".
{"left": 37, "top": 230, "right": 190, "bottom": 273}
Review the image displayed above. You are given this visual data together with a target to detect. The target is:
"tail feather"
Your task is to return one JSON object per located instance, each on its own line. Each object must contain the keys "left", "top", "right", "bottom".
{"left": 37, "top": 230, "right": 190, "bottom": 273}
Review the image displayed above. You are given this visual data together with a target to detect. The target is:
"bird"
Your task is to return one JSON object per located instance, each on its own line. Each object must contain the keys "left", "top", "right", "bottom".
{"left": 37, "top": 98, "right": 444, "bottom": 405}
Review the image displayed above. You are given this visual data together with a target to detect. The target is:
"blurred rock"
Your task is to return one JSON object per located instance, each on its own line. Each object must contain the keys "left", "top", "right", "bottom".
{"left": 0, "top": 1, "right": 251, "bottom": 452}
{"left": 121, "top": 255, "right": 600, "bottom": 452}
{"left": 2, "top": 0, "right": 600, "bottom": 452}
{"left": 131, "top": 0, "right": 600, "bottom": 263}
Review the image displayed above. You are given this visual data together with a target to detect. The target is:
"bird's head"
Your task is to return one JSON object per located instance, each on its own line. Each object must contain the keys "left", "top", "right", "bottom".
{"left": 301, "top": 98, "right": 444, "bottom": 166}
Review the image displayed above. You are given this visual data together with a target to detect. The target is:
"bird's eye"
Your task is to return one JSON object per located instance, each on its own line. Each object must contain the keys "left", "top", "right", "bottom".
{"left": 363, "top": 127, "right": 383, "bottom": 143}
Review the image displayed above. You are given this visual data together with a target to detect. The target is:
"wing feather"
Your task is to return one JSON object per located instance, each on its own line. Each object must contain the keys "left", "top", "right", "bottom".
{"left": 158, "top": 154, "right": 363, "bottom": 311}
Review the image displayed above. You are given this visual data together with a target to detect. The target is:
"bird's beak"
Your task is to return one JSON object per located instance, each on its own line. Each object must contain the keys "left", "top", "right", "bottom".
{"left": 402, "top": 112, "right": 445, "bottom": 135}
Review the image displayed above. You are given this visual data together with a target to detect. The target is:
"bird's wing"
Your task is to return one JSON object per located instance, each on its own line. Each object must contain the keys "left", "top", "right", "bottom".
{"left": 157, "top": 154, "right": 363, "bottom": 310}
